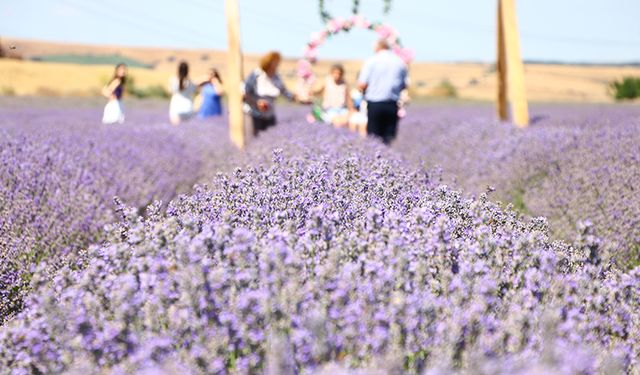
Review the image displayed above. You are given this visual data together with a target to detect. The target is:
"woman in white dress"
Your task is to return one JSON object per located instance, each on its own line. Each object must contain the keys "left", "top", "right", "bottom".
{"left": 102, "top": 63, "right": 127, "bottom": 124}
{"left": 169, "top": 61, "right": 197, "bottom": 125}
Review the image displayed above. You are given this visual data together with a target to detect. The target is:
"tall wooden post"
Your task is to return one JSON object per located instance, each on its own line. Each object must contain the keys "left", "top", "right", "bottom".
{"left": 497, "top": 0, "right": 529, "bottom": 127}
{"left": 225, "top": 0, "right": 246, "bottom": 148}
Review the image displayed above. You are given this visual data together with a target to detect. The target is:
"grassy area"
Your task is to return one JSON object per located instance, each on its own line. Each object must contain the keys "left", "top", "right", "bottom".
{"left": 31, "top": 54, "right": 152, "bottom": 68}
{"left": 0, "top": 59, "right": 166, "bottom": 97}
{"left": 4, "top": 52, "right": 640, "bottom": 102}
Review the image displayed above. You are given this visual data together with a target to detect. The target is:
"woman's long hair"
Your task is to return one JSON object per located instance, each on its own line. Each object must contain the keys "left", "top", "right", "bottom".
{"left": 211, "top": 68, "right": 223, "bottom": 84}
{"left": 111, "top": 63, "right": 127, "bottom": 86}
{"left": 178, "top": 61, "right": 189, "bottom": 90}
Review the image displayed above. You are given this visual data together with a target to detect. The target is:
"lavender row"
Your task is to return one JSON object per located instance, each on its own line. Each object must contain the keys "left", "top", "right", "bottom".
{"left": 395, "top": 103, "right": 640, "bottom": 267}
{"left": 1, "top": 121, "right": 637, "bottom": 374}
{"left": 0, "top": 104, "right": 239, "bottom": 324}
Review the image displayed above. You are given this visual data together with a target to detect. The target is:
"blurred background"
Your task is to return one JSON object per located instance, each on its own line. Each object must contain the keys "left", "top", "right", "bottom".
{"left": 1, "top": 0, "right": 639, "bottom": 102}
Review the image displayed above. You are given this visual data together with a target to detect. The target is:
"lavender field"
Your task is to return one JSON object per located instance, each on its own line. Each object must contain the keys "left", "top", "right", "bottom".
{"left": 395, "top": 103, "right": 640, "bottom": 268}
{"left": 0, "top": 99, "right": 238, "bottom": 325}
{"left": 0, "top": 98, "right": 639, "bottom": 374}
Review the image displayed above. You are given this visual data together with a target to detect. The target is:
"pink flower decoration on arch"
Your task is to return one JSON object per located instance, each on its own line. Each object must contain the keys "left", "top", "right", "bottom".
{"left": 375, "top": 24, "right": 396, "bottom": 40}
{"left": 327, "top": 18, "right": 345, "bottom": 34}
{"left": 399, "top": 48, "right": 415, "bottom": 64}
{"left": 297, "top": 59, "right": 314, "bottom": 79}
{"left": 393, "top": 46, "right": 415, "bottom": 65}
{"left": 351, "top": 14, "right": 371, "bottom": 29}
{"left": 297, "top": 15, "right": 414, "bottom": 82}
{"left": 303, "top": 46, "right": 318, "bottom": 62}
{"left": 309, "top": 31, "right": 326, "bottom": 48}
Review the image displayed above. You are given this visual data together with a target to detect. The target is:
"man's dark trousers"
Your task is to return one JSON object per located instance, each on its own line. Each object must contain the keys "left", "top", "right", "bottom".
{"left": 367, "top": 100, "right": 399, "bottom": 145}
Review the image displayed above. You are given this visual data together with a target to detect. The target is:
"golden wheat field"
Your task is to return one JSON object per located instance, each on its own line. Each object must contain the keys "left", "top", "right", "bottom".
{"left": 1, "top": 38, "right": 640, "bottom": 102}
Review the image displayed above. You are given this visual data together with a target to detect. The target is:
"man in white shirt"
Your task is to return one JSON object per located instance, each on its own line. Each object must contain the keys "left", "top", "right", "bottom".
{"left": 358, "top": 39, "right": 408, "bottom": 144}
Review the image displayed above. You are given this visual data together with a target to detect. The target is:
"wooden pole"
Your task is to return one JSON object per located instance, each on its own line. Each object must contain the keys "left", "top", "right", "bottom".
{"left": 496, "top": 0, "right": 508, "bottom": 122}
{"left": 496, "top": 0, "right": 529, "bottom": 127}
{"left": 225, "top": 0, "right": 246, "bottom": 148}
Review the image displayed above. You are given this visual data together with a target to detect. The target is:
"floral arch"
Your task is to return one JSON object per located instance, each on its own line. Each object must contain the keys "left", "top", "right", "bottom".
{"left": 296, "top": 14, "right": 414, "bottom": 90}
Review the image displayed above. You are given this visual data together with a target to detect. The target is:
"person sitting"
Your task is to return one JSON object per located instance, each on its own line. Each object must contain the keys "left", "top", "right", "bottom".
{"left": 312, "top": 64, "right": 355, "bottom": 128}
{"left": 198, "top": 68, "right": 224, "bottom": 119}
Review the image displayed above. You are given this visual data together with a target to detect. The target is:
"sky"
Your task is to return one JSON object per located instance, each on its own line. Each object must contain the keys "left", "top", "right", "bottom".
{"left": 1, "top": 0, "right": 639, "bottom": 63}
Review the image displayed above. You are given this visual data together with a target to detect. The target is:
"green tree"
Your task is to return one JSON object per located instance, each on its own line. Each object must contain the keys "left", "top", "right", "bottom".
{"left": 610, "top": 77, "right": 640, "bottom": 100}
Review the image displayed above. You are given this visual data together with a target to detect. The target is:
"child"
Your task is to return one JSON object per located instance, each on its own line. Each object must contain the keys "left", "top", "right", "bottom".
{"left": 314, "top": 64, "right": 354, "bottom": 128}
{"left": 102, "top": 63, "right": 127, "bottom": 124}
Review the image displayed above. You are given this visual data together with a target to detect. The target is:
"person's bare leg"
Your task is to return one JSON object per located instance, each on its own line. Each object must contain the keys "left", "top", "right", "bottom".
{"left": 348, "top": 120, "right": 357, "bottom": 132}
{"left": 333, "top": 114, "right": 349, "bottom": 128}
{"left": 359, "top": 122, "right": 367, "bottom": 137}
{"left": 348, "top": 115, "right": 366, "bottom": 135}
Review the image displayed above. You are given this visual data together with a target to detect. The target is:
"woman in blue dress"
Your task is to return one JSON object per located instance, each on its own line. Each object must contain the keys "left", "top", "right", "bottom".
{"left": 198, "top": 68, "right": 224, "bottom": 118}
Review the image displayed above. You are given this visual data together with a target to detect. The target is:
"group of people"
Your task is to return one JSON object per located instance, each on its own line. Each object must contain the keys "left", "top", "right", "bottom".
{"left": 101, "top": 62, "right": 224, "bottom": 126}
{"left": 168, "top": 62, "right": 225, "bottom": 125}
{"left": 102, "top": 38, "right": 408, "bottom": 145}
{"left": 243, "top": 39, "right": 408, "bottom": 144}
